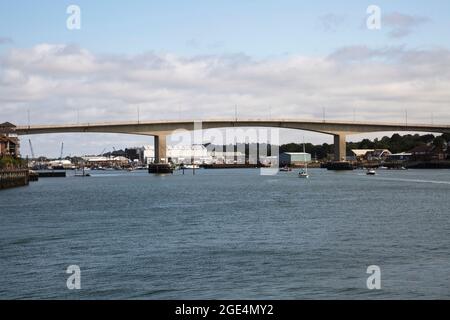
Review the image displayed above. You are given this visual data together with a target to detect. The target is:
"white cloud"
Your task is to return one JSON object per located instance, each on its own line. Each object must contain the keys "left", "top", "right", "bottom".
{"left": 1, "top": 43, "right": 450, "bottom": 156}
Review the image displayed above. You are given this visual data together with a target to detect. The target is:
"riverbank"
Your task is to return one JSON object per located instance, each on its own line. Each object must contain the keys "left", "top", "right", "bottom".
{"left": 0, "top": 169, "right": 29, "bottom": 190}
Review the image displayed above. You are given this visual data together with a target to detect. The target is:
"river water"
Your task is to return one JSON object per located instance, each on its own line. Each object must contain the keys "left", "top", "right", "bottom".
{"left": 0, "top": 168, "right": 449, "bottom": 299}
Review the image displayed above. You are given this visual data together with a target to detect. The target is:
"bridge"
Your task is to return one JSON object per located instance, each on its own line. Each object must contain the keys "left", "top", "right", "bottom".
{"left": 15, "top": 119, "right": 450, "bottom": 163}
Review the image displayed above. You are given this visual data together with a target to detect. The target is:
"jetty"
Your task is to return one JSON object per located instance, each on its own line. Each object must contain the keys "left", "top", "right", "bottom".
{"left": 0, "top": 169, "right": 30, "bottom": 190}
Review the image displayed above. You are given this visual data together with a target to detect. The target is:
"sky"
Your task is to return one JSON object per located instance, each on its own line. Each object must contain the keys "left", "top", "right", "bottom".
{"left": 1, "top": 0, "right": 450, "bottom": 157}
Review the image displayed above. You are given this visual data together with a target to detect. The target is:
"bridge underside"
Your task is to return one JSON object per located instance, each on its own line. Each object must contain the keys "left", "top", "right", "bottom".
{"left": 15, "top": 120, "right": 450, "bottom": 163}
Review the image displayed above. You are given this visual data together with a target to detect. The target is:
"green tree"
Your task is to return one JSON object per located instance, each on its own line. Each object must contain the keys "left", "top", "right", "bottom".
{"left": 433, "top": 136, "right": 446, "bottom": 150}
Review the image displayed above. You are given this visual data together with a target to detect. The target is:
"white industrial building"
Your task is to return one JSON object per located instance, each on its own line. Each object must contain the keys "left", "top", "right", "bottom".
{"left": 81, "top": 156, "right": 130, "bottom": 167}
{"left": 139, "top": 145, "right": 212, "bottom": 164}
{"left": 139, "top": 145, "right": 252, "bottom": 164}
{"left": 48, "top": 159, "right": 75, "bottom": 169}
{"left": 135, "top": 144, "right": 275, "bottom": 165}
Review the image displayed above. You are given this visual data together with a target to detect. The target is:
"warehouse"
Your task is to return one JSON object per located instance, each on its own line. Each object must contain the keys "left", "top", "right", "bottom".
{"left": 279, "top": 152, "right": 311, "bottom": 166}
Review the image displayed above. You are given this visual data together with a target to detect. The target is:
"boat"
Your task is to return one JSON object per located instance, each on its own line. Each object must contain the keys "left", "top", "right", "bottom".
{"left": 74, "top": 161, "right": 91, "bottom": 177}
{"left": 366, "top": 169, "right": 376, "bottom": 175}
{"left": 181, "top": 164, "right": 200, "bottom": 169}
{"left": 280, "top": 166, "right": 292, "bottom": 172}
{"left": 298, "top": 140, "right": 309, "bottom": 179}
{"left": 298, "top": 170, "right": 309, "bottom": 178}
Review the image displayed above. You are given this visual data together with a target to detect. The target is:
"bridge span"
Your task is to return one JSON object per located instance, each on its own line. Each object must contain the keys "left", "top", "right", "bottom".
{"left": 15, "top": 119, "right": 450, "bottom": 163}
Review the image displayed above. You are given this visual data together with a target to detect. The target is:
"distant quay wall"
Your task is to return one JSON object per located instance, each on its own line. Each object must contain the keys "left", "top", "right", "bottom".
{"left": 0, "top": 169, "right": 29, "bottom": 190}
{"left": 406, "top": 161, "right": 450, "bottom": 169}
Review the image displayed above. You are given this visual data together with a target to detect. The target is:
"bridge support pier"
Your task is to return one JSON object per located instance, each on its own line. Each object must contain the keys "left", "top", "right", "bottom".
{"left": 333, "top": 134, "right": 346, "bottom": 162}
{"left": 154, "top": 134, "right": 167, "bottom": 163}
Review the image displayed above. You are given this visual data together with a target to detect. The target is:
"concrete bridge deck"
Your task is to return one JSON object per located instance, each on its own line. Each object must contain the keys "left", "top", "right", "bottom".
{"left": 15, "top": 119, "right": 450, "bottom": 163}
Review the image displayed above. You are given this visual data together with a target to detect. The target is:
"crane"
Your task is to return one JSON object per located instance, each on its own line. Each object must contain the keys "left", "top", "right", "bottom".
{"left": 59, "top": 142, "right": 64, "bottom": 160}
{"left": 28, "top": 139, "right": 35, "bottom": 159}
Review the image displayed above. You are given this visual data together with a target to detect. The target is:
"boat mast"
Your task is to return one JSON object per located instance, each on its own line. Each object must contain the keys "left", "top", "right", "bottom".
{"left": 303, "top": 137, "right": 308, "bottom": 174}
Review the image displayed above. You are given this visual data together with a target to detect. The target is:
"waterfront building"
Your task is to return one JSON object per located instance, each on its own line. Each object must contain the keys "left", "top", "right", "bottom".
{"left": 139, "top": 145, "right": 213, "bottom": 164}
{"left": 351, "top": 149, "right": 374, "bottom": 161}
{"left": 350, "top": 149, "right": 392, "bottom": 161}
{"left": 169, "top": 145, "right": 211, "bottom": 164}
{"left": 0, "top": 122, "right": 20, "bottom": 157}
{"left": 125, "top": 148, "right": 141, "bottom": 162}
{"left": 408, "top": 145, "right": 447, "bottom": 161}
{"left": 137, "top": 144, "right": 273, "bottom": 165}
{"left": 368, "top": 149, "right": 392, "bottom": 160}
{"left": 207, "top": 150, "right": 245, "bottom": 164}
{"left": 141, "top": 146, "right": 154, "bottom": 164}
{"left": 0, "top": 136, "right": 20, "bottom": 157}
{"left": 387, "top": 152, "right": 412, "bottom": 162}
{"left": 279, "top": 152, "right": 311, "bottom": 166}
{"left": 48, "top": 159, "right": 75, "bottom": 170}
{"left": 82, "top": 156, "right": 130, "bottom": 168}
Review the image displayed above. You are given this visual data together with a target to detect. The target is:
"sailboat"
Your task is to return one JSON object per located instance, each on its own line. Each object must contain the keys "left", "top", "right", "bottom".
{"left": 298, "top": 140, "right": 309, "bottom": 179}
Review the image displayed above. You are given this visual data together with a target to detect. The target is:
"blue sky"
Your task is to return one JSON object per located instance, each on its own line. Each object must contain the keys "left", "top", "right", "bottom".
{"left": 1, "top": 0, "right": 449, "bottom": 56}
{"left": 1, "top": 1, "right": 450, "bottom": 157}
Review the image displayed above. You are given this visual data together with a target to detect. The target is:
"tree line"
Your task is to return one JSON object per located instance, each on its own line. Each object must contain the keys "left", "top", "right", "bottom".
{"left": 282, "top": 133, "right": 450, "bottom": 160}
{"left": 210, "top": 133, "right": 450, "bottom": 161}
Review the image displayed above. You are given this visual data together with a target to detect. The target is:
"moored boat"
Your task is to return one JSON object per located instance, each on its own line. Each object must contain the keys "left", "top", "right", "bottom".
{"left": 181, "top": 164, "right": 200, "bottom": 169}
{"left": 298, "top": 140, "right": 309, "bottom": 179}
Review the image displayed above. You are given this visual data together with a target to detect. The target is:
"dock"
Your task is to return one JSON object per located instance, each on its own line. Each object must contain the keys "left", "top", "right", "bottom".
{"left": 322, "top": 162, "right": 354, "bottom": 171}
{"left": 37, "top": 171, "right": 67, "bottom": 178}
{"left": 201, "top": 163, "right": 262, "bottom": 169}
{"left": 148, "top": 164, "right": 173, "bottom": 174}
